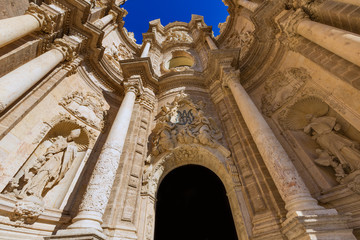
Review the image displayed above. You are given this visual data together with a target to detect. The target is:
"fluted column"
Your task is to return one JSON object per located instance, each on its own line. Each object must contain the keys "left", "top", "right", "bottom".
{"left": 222, "top": 70, "right": 322, "bottom": 214}
{"left": 93, "top": 10, "right": 117, "bottom": 30}
{"left": 238, "top": 0, "right": 259, "bottom": 12}
{"left": 282, "top": 9, "right": 360, "bottom": 67}
{"left": 0, "top": 3, "right": 54, "bottom": 48}
{"left": 68, "top": 76, "right": 144, "bottom": 231}
{"left": 0, "top": 38, "right": 74, "bottom": 113}
{"left": 205, "top": 35, "right": 218, "bottom": 50}
{"left": 141, "top": 41, "right": 151, "bottom": 58}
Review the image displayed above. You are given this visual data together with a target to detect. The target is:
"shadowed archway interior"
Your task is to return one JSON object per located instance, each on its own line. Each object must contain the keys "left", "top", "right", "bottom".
{"left": 154, "top": 165, "right": 238, "bottom": 240}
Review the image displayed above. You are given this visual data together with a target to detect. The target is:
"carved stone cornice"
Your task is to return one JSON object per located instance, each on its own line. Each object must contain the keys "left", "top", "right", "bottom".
{"left": 25, "top": 3, "right": 56, "bottom": 33}
{"left": 120, "top": 58, "right": 159, "bottom": 93}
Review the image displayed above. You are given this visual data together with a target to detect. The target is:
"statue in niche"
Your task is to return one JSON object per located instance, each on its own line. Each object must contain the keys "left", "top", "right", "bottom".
{"left": 284, "top": 97, "right": 360, "bottom": 190}
{"left": 304, "top": 115, "right": 360, "bottom": 175}
{"left": 4, "top": 129, "right": 81, "bottom": 201}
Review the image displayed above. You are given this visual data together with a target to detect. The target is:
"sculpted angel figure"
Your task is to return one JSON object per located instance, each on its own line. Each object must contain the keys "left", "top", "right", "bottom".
{"left": 16, "top": 129, "right": 81, "bottom": 199}
{"left": 304, "top": 115, "right": 360, "bottom": 173}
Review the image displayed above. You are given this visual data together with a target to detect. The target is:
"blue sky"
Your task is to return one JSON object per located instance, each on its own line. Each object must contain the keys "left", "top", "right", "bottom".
{"left": 121, "top": 0, "right": 229, "bottom": 44}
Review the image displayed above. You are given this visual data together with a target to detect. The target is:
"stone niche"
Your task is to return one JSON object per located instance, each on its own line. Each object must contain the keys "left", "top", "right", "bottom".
{"left": 280, "top": 96, "right": 360, "bottom": 193}
{"left": 2, "top": 119, "right": 91, "bottom": 210}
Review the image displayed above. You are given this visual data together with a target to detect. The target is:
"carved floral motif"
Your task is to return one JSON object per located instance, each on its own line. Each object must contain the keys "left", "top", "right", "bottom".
{"left": 59, "top": 91, "right": 108, "bottom": 131}
{"left": 150, "top": 91, "right": 223, "bottom": 156}
{"left": 10, "top": 200, "right": 44, "bottom": 224}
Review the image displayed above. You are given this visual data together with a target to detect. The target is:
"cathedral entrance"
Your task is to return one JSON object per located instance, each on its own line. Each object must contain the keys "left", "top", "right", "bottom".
{"left": 154, "top": 165, "right": 238, "bottom": 240}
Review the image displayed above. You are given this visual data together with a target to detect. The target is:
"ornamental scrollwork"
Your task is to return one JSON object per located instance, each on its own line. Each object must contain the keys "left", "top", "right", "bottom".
{"left": 150, "top": 91, "right": 224, "bottom": 156}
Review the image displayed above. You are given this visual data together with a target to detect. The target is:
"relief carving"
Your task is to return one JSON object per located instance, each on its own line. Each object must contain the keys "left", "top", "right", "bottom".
{"left": 224, "top": 31, "right": 254, "bottom": 59}
{"left": 150, "top": 91, "right": 223, "bottom": 156}
{"left": 164, "top": 29, "right": 193, "bottom": 44}
{"left": 60, "top": 91, "right": 108, "bottom": 131}
{"left": 3, "top": 129, "right": 85, "bottom": 202}
{"left": 284, "top": 97, "right": 360, "bottom": 193}
{"left": 104, "top": 42, "right": 134, "bottom": 69}
{"left": 261, "top": 67, "right": 309, "bottom": 116}
{"left": 10, "top": 199, "right": 44, "bottom": 224}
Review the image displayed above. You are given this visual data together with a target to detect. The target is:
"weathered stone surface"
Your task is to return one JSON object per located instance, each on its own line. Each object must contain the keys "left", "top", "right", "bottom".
{"left": 0, "top": 0, "right": 359, "bottom": 239}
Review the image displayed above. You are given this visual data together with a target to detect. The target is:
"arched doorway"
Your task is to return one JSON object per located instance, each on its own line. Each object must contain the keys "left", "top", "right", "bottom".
{"left": 154, "top": 165, "right": 238, "bottom": 240}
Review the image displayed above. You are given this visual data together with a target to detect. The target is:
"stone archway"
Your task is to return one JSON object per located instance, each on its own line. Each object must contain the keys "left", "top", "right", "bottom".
{"left": 138, "top": 144, "right": 252, "bottom": 240}
{"left": 154, "top": 164, "right": 238, "bottom": 240}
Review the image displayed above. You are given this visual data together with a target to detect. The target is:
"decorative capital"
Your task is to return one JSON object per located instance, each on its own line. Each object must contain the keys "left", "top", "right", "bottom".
{"left": 222, "top": 69, "right": 240, "bottom": 88}
{"left": 278, "top": 9, "right": 308, "bottom": 37}
{"left": 124, "top": 75, "right": 144, "bottom": 96}
{"left": 25, "top": 3, "right": 55, "bottom": 33}
{"left": 51, "top": 38, "right": 76, "bottom": 61}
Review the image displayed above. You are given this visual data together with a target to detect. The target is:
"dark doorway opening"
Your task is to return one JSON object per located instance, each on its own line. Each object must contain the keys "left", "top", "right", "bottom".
{"left": 154, "top": 165, "right": 238, "bottom": 240}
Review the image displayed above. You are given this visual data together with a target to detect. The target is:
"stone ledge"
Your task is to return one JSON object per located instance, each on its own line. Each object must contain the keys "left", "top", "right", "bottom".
{"left": 45, "top": 229, "right": 107, "bottom": 240}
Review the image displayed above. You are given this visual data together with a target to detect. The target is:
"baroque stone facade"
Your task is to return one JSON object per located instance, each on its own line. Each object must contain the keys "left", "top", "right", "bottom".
{"left": 0, "top": 0, "right": 359, "bottom": 239}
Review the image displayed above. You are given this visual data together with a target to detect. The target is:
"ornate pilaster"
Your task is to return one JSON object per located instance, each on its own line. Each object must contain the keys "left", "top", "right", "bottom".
{"left": 135, "top": 88, "right": 156, "bottom": 112}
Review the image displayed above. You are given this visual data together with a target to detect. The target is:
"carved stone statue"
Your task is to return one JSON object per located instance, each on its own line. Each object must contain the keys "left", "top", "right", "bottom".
{"left": 5, "top": 129, "right": 81, "bottom": 200}
{"left": 304, "top": 115, "right": 360, "bottom": 175}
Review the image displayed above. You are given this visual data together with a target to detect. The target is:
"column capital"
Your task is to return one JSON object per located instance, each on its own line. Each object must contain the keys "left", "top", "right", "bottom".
{"left": 279, "top": 9, "right": 309, "bottom": 37}
{"left": 222, "top": 68, "right": 240, "bottom": 88}
{"left": 124, "top": 75, "right": 144, "bottom": 96}
{"left": 25, "top": 3, "right": 55, "bottom": 33}
{"left": 51, "top": 38, "right": 77, "bottom": 61}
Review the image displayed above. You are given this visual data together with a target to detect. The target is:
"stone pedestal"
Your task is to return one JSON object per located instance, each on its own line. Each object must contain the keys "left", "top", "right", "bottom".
{"left": 282, "top": 209, "right": 356, "bottom": 240}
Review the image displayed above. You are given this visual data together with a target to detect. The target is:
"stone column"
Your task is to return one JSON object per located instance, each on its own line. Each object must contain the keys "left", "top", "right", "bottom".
{"left": 205, "top": 35, "right": 218, "bottom": 50}
{"left": 141, "top": 41, "right": 151, "bottom": 58}
{"left": 68, "top": 76, "right": 143, "bottom": 232}
{"left": 223, "top": 70, "right": 321, "bottom": 214}
{"left": 93, "top": 10, "right": 117, "bottom": 30}
{"left": 223, "top": 69, "right": 356, "bottom": 239}
{"left": 282, "top": 9, "right": 360, "bottom": 67}
{"left": 0, "top": 3, "right": 54, "bottom": 48}
{"left": 0, "top": 38, "right": 74, "bottom": 113}
{"left": 238, "top": 0, "right": 259, "bottom": 12}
